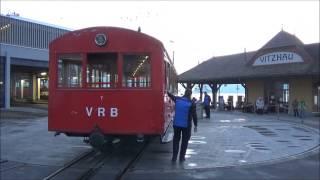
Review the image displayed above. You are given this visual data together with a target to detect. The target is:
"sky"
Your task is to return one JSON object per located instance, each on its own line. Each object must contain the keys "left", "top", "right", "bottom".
{"left": 1, "top": 0, "right": 319, "bottom": 76}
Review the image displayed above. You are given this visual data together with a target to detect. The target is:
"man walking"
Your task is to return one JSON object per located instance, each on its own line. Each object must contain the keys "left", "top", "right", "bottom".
{"left": 168, "top": 89, "right": 198, "bottom": 162}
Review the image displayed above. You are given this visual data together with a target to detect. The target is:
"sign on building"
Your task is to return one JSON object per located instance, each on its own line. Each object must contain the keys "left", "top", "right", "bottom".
{"left": 253, "top": 52, "right": 303, "bottom": 66}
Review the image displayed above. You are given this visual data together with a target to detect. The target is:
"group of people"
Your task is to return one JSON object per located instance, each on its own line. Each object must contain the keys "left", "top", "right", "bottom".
{"left": 255, "top": 97, "right": 307, "bottom": 118}
{"left": 167, "top": 90, "right": 211, "bottom": 163}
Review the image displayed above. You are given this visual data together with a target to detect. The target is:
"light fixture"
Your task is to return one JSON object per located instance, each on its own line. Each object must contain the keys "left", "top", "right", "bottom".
{"left": 40, "top": 72, "right": 47, "bottom": 76}
{"left": 0, "top": 24, "right": 11, "bottom": 31}
{"left": 132, "top": 56, "right": 148, "bottom": 77}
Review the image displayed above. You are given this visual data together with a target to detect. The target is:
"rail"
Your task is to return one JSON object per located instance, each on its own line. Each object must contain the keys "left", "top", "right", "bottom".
{"left": 42, "top": 137, "right": 151, "bottom": 180}
{"left": 43, "top": 150, "right": 96, "bottom": 180}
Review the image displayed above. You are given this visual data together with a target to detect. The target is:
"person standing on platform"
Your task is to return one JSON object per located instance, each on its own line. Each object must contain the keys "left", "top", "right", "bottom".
{"left": 298, "top": 100, "right": 307, "bottom": 119}
{"left": 255, "top": 97, "right": 264, "bottom": 114}
{"left": 203, "top": 92, "right": 212, "bottom": 118}
{"left": 292, "top": 99, "right": 299, "bottom": 117}
{"left": 167, "top": 89, "right": 198, "bottom": 162}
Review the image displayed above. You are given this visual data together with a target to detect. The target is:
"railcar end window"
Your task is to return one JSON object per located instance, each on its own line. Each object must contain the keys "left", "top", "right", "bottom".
{"left": 165, "top": 62, "right": 177, "bottom": 94}
{"left": 57, "top": 54, "right": 82, "bottom": 88}
{"left": 123, "top": 55, "right": 151, "bottom": 88}
{"left": 170, "top": 66, "right": 178, "bottom": 94}
{"left": 164, "top": 50, "right": 177, "bottom": 94}
{"left": 165, "top": 62, "right": 170, "bottom": 91}
{"left": 86, "top": 53, "right": 118, "bottom": 88}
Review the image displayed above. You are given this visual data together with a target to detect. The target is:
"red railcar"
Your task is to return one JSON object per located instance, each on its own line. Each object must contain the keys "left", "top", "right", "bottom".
{"left": 48, "top": 27, "right": 177, "bottom": 145}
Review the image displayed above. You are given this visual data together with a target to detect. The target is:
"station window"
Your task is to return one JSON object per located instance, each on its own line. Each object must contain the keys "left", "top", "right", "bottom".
{"left": 86, "top": 53, "right": 118, "bottom": 88}
{"left": 122, "top": 55, "right": 151, "bottom": 88}
{"left": 57, "top": 54, "right": 82, "bottom": 88}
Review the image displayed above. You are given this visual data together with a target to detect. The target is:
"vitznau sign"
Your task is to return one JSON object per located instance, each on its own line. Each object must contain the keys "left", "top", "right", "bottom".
{"left": 253, "top": 52, "right": 303, "bottom": 66}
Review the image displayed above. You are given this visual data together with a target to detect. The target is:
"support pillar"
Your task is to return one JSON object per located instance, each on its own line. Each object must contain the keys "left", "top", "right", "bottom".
{"left": 180, "top": 83, "right": 187, "bottom": 89}
{"left": 198, "top": 84, "right": 203, "bottom": 101}
{"left": 241, "top": 83, "right": 248, "bottom": 103}
{"left": 32, "top": 74, "right": 37, "bottom": 101}
{"left": 208, "top": 83, "right": 218, "bottom": 109}
{"left": 180, "top": 82, "right": 195, "bottom": 95}
{"left": 4, "top": 53, "right": 11, "bottom": 109}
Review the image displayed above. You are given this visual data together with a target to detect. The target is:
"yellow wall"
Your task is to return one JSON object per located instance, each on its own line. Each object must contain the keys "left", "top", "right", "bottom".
{"left": 289, "top": 78, "right": 313, "bottom": 112}
{"left": 246, "top": 80, "right": 264, "bottom": 104}
{"left": 244, "top": 77, "right": 314, "bottom": 113}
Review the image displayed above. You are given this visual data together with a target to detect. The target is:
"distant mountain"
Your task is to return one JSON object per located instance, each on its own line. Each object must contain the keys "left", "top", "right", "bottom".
{"left": 219, "top": 84, "right": 245, "bottom": 93}
{"left": 190, "top": 84, "right": 245, "bottom": 94}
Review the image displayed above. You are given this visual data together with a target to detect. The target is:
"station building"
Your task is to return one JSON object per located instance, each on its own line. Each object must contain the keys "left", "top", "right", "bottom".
{"left": 179, "top": 31, "right": 319, "bottom": 115}
{"left": 0, "top": 14, "right": 69, "bottom": 108}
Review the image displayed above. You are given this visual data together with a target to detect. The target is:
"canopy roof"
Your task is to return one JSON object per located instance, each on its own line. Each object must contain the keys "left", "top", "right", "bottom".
{"left": 260, "top": 30, "right": 304, "bottom": 50}
{"left": 179, "top": 31, "right": 319, "bottom": 84}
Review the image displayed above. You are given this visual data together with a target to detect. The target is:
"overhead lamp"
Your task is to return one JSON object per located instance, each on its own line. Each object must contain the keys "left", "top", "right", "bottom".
{"left": 40, "top": 72, "right": 47, "bottom": 76}
{"left": 0, "top": 24, "right": 11, "bottom": 31}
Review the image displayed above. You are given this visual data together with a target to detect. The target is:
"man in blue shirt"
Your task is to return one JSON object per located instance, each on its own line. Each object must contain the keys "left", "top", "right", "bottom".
{"left": 168, "top": 89, "right": 198, "bottom": 162}
{"left": 203, "top": 92, "right": 211, "bottom": 118}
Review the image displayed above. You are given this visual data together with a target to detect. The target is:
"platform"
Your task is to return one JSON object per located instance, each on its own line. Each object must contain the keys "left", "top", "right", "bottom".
{"left": 0, "top": 108, "right": 319, "bottom": 179}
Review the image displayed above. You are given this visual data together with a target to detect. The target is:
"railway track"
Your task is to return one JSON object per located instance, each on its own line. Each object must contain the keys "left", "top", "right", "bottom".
{"left": 43, "top": 138, "right": 150, "bottom": 180}
{"left": 114, "top": 140, "right": 148, "bottom": 180}
{"left": 42, "top": 149, "right": 107, "bottom": 180}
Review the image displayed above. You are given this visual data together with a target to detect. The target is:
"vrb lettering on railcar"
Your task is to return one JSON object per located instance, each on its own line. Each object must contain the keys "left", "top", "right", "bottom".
{"left": 85, "top": 106, "right": 119, "bottom": 118}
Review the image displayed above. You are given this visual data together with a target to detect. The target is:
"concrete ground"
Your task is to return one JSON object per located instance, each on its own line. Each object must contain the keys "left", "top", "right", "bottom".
{"left": 124, "top": 110, "right": 319, "bottom": 180}
{"left": 0, "top": 104, "right": 48, "bottom": 120}
{"left": 0, "top": 106, "right": 319, "bottom": 180}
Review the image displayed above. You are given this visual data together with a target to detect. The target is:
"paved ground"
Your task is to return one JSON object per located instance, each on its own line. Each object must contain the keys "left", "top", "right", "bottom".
{"left": 124, "top": 111, "right": 320, "bottom": 180}
{"left": 0, "top": 104, "right": 48, "bottom": 120}
{"left": 0, "top": 106, "right": 319, "bottom": 180}
{"left": 139, "top": 114, "right": 319, "bottom": 168}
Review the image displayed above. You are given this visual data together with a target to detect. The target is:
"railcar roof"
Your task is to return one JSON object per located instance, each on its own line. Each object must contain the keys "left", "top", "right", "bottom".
{"left": 50, "top": 26, "right": 164, "bottom": 47}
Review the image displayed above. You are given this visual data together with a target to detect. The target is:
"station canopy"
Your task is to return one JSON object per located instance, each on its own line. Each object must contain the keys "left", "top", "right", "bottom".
{"left": 178, "top": 31, "right": 319, "bottom": 84}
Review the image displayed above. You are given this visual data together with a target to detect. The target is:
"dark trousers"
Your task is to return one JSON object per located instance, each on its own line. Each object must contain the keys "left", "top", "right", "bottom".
{"left": 293, "top": 109, "right": 299, "bottom": 117}
{"left": 172, "top": 126, "right": 191, "bottom": 161}
{"left": 256, "top": 108, "right": 263, "bottom": 114}
{"left": 204, "top": 105, "right": 210, "bottom": 118}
